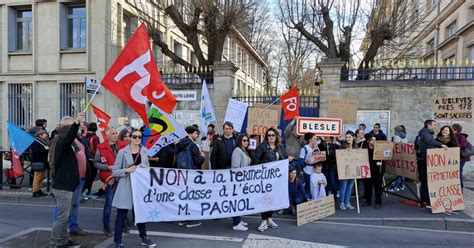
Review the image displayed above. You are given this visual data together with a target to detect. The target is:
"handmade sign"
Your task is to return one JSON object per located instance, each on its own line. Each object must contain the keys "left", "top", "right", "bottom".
{"left": 296, "top": 117, "right": 342, "bottom": 137}
{"left": 426, "top": 148, "right": 464, "bottom": 214}
{"left": 224, "top": 99, "right": 249, "bottom": 133}
{"left": 297, "top": 195, "right": 335, "bottom": 226}
{"left": 130, "top": 160, "right": 289, "bottom": 223}
{"left": 336, "top": 149, "right": 371, "bottom": 179}
{"left": 312, "top": 151, "right": 326, "bottom": 162}
{"left": 247, "top": 107, "right": 279, "bottom": 135}
{"left": 373, "top": 141, "right": 393, "bottom": 160}
{"left": 433, "top": 97, "right": 472, "bottom": 120}
{"left": 327, "top": 99, "right": 359, "bottom": 124}
{"left": 385, "top": 143, "right": 418, "bottom": 181}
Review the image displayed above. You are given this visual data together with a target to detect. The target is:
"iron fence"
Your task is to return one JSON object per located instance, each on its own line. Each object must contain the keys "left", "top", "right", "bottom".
{"left": 8, "top": 83, "right": 33, "bottom": 129}
{"left": 59, "top": 83, "right": 85, "bottom": 119}
{"left": 161, "top": 72, "right": 213, "bottom": 89}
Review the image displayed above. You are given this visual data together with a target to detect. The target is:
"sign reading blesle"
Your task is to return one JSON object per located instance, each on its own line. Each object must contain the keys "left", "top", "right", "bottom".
{"left": 296, "top": 117, "right": 342, "bottom": 136}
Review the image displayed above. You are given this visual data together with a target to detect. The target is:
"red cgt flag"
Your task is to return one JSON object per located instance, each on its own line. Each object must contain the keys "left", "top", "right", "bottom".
{"left": 280, "top": 86, "right": 300, "bottom": 120}
{"left": 91, "top": 104, "right": 111, "bottom": 142}
{"left": 101, "top": 23, "right": 176, "bottom": 126}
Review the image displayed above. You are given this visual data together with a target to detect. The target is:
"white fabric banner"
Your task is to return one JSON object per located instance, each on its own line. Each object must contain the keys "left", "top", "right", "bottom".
{"left": 131, "top": 160, "right": 290, "bottom": 223}
{"left": 223, "top": 99, "right": 249, "bottom": 132}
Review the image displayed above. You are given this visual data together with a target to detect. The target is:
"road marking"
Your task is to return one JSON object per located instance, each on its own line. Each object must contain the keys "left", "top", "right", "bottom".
{"left": 129, "top": 230, "right": 244, "bottom": 243}
{"left": 243, "top": 234, "right": 347, "bottom": 248}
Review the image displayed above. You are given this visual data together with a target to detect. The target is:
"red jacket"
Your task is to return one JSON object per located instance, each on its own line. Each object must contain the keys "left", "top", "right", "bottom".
{"left": 96, "top": 141, "right": 128, "bottom": 181}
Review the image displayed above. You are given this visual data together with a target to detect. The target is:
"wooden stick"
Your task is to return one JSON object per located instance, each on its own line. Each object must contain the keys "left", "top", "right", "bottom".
{"left": 83, "top": 84, "right": 102, "bottom": 112}
{"left": 263, "top": 98, "right": 280, "bottom": 110}
{"left": 354, "top": 178, "right": 360, "bottom": 214}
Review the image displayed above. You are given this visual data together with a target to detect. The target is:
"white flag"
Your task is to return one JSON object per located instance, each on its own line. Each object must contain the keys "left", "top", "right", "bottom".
{"left": 200, "top": 80, "right": 217, "bottom": 134}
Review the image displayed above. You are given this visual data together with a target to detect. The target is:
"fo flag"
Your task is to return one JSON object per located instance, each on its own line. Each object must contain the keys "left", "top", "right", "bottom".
{"left": 91, "top": 104, "right": 111, "bottom": 141}
{"left": 280, "top": 86, "right": 300, "bottom": 120}
{"left": 101, "top": 23, "right": 176, "bottom": 126}
{"left": 7, "top": 121, "right": 36, "bottom": 177}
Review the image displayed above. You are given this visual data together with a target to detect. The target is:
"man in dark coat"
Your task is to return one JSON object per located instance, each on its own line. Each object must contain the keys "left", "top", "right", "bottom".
{"left": 365, "top": 123, "right": 387, "bottom": 141}
{"left": 210, "top": 122, "right": 237, "bottom": 170}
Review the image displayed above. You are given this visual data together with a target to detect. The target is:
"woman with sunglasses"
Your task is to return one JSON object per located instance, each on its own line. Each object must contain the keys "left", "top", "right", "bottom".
{"left": 230, "top": 134, "right": 252, "bottom": 231}
{"left": 253, "top": 127, "right": 294, "bottom": 232}
{"left": 112, "top": 129, "right": 156, "bottom": 248}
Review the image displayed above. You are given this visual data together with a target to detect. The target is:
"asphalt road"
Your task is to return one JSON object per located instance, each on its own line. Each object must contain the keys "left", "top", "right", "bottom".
{"left": 0, "top": 203, "right": 473, "bottom": 248}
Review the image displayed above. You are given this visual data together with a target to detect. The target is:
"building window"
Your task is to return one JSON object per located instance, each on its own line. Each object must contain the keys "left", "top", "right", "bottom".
{"left": 8, "top": 83, "right": 33, "bottom": 129}
{"left": 446, "top": 21, "right": 457, "bottom": 38}
{"left": 123, "top": 12, "right": 132, "bottom": 43}
{"left": 59, "top": 83, "right": 85, "bottom": 119}
{"left": 426, "top": 38, "right": 435, "bottom": 53}
{"left": 66, "top": 6, "right": 86, "bottom": 49}
{"left": 16, "top": 9, "right": 32, "bottom": 52}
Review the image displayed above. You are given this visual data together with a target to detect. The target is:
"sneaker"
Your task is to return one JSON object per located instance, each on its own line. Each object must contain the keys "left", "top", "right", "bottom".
{"left": 178, "top": 221, "right": 187, "bottom": 226}
{"left": 60, "top": 240, "right": 81, "bottom": 247}
{"left": 140, "top": 236, "right": 156, "bottom": 247}
{"left": 233, "top": 222, "right": 248, "bottom": 231}
{"left": 339, "top": 203, "right": 346, "bottom": 211}
{"left": 257, "top": 221, "right": 268, "bottom": 232}
{"left": 267, "top": 219, "right": 278, "bottom": 228}
{"left": 240, "top": 220, "right": 248, "bottom": 226}
{"left": 388, "top": 187, "right": 399, "bottom": 192}
{"left": 32, "top": 191, "right": 48, "bottom": 197}
{"left": 70, "top": 228, "right": 89, "bottom": 236}
{"left": 336, "top": 191, "right": 340, "bottom": 198}
{"left": 115, "top": 243, "right": 124, "bottom": 248}
{"left": 277, "top": 210, "right": 284, "bottom": 215}
{"left": 346, "top": 203, "right": 355, "bottom": 210}
{"left": 399, "top": 186, "right": 405, "bottom": 191}
{"left": 103, "top": 227, "right": 113, "bottom": 237}
{"left": 186, "top": 221, "right": 202, "bottom": 228}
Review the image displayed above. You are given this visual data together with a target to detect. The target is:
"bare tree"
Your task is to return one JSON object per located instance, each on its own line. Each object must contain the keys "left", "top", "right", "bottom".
{"left": 128, "top": 0, "right": 256, "bottom": 68}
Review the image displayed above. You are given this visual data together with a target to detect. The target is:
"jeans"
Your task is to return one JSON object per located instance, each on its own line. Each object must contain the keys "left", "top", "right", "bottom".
{"left": 69, "top": 179, "right": 85, "bottom": 232}
{"left": 363, "top": 164, "right": 384, "bottom": 205}
{"left": 417, "top": 160, "right": 429, "bottom": 202}
{"left": 232, "top": 216, "right": 241, "bottom": 226}
{"left": 326, "top": 165, "right": 339, "bottom": 194}
{"left": 304, "top": 173, "right": 312, "bottom": 198}
{"left": 84, "top": 162, "right": 98, "bottom": 195}
{"left": 49, "top": 189, "right": 74, "bottom": 247}
{"left": 115, "top": 208, "right": 146, "bottom": 244}
{"left": 460, "top": 161, "right": 466, "bottom": 190}
{"left": 290, "top": 196, "right": 304, "bottom": 207}
{"left": 103, "top": 184, "right": 115, "bottom": 229}
{"left": 339, "top": 179, "right": 354, "bottom": 205}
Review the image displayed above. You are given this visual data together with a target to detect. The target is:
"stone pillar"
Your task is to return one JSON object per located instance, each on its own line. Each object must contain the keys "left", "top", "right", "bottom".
{"left": 210, "top": 61, "right": 238, "bottom": 126}
{"left": 317, "top": 59, "right": 345, "bottom": 117}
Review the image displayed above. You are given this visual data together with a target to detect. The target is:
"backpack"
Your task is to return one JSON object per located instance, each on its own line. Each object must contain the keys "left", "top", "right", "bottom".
{"left": 462, "top": 141, "right": 474, "bottom": 157}
{"left": 176, "top": 142, "right": 194, "bottom": 169}
{"left": 81, "top": 134, "right": 95, "bottom": 161}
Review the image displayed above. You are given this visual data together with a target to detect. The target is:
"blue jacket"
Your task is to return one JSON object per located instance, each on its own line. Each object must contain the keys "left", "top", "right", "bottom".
{"left": 289, "top": 179, "right": 308, "bottom": 203}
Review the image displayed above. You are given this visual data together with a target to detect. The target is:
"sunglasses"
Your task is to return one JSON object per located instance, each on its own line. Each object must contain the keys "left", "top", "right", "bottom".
{"left": 267, "top": 134, "right": 276, "bottom": 137}
{"left": 131, "top": 135, "right": 142, "bottom": 139}
{"left": 242, "top": 139, "right": 249, "bottom": 142}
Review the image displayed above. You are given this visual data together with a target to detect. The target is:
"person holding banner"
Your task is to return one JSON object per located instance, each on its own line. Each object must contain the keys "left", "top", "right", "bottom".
{"left": 362, "top": 136, "right": 384, "bottom": 209}
{"left": 416, "top": 120, "right": 448, "bottom": 207}
{"left": 452, "top": 124, "right": 471, "bottom": 190}
{"left": 112, "top": 129, "right": 156, "bottom": 248}
{"left": 211, "top": 122, "right": 237, "bottom": 170}
{"left": 253, "top": 127, "right": 293, "bottom": 232}
{"left": 339, "top": 131, "right": 357, "bottom": 211}
{"left": 230, "top": 134, "right": 252, "bottom": 231}
{"left": 388, "top": 125, "right": 408, "bottom": 192}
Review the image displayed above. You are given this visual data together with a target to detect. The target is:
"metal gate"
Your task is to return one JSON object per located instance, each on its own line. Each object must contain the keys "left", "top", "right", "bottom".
{"left": 59, "top": 83, "right": 85, "bottom": 119}
{"left": 8, "top": 83, "right": 33, "bottom": 129}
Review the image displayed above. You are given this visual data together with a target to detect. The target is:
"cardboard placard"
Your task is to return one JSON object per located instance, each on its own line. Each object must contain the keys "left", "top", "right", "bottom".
{"left": 297, "top": 195, "right": 335, "bottom": 226}
{"left": 327, "top": 99, "right": 359, "bottom": 124}
{"left": 427, "top": 148, "right": 464, "bottom": 214}
{"left": 433, "top": 97, "right": 472, "bottom": 120}
{"left": 296, "top": 117, "right": 343, "bottom": 137}
{"left": 312, "top": 151, "right": 326, "bottom": 162}
{"left": 247, "top": 107, "right": 279, "bottom": 135}
{"left": 373, "top": 141, "right": 394, "bottom": 160}
{"left": 224, "top": 99, "right": 249, "bottom": 133}
{"left": 385, "top": 143, "right": 418, "bottom": 181}
{"left": 253, "top": 103, "right": 281, "bottom": 121}
{"left": 336, "top": 149, "right": 371, "bottom": 180}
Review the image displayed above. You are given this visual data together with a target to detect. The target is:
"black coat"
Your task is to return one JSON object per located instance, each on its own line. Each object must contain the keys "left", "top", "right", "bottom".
{"left": 416, "top": 127, "right": 443, "bottom": 160}
{"left": 253, "top": 142, "right": 288, "bottom": 165}
{"left": 177, "top": 137, "right": 205, "bottom": 170}
{"left": 31, "top": 140, "right": 49, "bottom": 168}
{"left": 365, "top": 130, "right": 387, "bottom": 141}
{"left": 210, "top": 135, "right": 236, "bottom": 170}
{"left": 150, "top": 143, "right": 176, "bottom": 168}
{"left": 318, "top": 142, "right": 340, "bottom": 165}
{"left": 53, "top": 123, "right": 80, "bottom": 192}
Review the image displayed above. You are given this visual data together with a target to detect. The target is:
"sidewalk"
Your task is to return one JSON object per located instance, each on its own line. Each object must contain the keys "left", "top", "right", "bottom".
{"left": 1, "top": 180, "right": 473, "bottom": 233}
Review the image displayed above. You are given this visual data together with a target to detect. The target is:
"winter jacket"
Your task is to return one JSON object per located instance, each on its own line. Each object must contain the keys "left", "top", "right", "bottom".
{"left": 94, "top": 140, "right": 128, "bottom": 181}
{"left": 365, "top": 130, "right": 387, "bottom": 141}
{"left": 177, "top": 136, "right": 205, "bottom": 170}
{"left": 253, "top": 142, "right": 288, "bottom": 165}
{"left": 455, "top": 133, "right": 471, "bottom": 163}
{"left": 31, "top": 139, "right": 49, "bottom": 169}
{"left": 285, "top": 120, "right": 303, "bottom": 159}
{"left": 150, "top": 143, "right": 177, "bottom": 168}
{"left": 231, "top": 147, "right": 251, "bottom": 169}
{"left": 318, "top": 141, "right": 340, "bottom": 166}
{"left": 416, "top": 127, "right": 443, "bottom": 160}
{"left": 289, "top": 179, "right": 308, "bottom": 204}
{"left": 53, "top": 123, "right": 80, "bottom": 192}
{"left": 210, "top": 134, "right": 236, "bottom": 170}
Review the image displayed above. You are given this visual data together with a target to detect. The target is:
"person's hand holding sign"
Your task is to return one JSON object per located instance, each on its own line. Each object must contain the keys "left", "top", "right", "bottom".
{"left": 126, "top": 165, "right": 137, "bottom": 173}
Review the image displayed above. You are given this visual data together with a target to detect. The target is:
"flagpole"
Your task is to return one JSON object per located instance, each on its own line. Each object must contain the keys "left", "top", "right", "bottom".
{"left": 263, "top": 98, "right": 281, "bottom": 110}
{"left": 83, "top": 84, "right": 102, "bottom": 112}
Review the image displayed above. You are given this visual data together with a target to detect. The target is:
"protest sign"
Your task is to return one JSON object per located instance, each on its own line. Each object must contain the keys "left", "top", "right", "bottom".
{"left": 373, "top": 141, "right": 393, "bottom": 160}
{"left": 427, "top": 148, "right": 464, "bottom": 214}
{"left": 224, "top": 99, "right": 249, "bottom": 133}
{"left": 296, "top": 117, "right": 342, "bottom": 137}
{"left": 297, "top": 195, "right": 335, "bottom": 226}
{"left": 385, "top": 143, "right": 418, "bottom": 181}
{"left": 433, "top": 97, "right": 472, "bottom": 120}
{"left": 253, "top": 103, "right": 281, "bottom": 121}
{"left": 327, "top": 99, "right": 358, "bottom": 124}
{"left": 247, "top": 107, "right": 279, "bottom": 135}
{"left": 130, "top": 160, "right": 289, "bottom": 223}
{"left": 312, "top": 151, "right": 326, "bottom": 162}
{"left": 336, "top": 149, "right": 371, "bottom": 180}
{"left": 248, "top": 138, "right": 257, "bottom": 150}
{"left": 85, "top": 76, "right": 102, "bottom": 95}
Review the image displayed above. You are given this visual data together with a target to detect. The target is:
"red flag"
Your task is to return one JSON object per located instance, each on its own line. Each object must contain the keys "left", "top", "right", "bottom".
{"left": 280, "top": 86, "right": 300, "bottom": 120}
{"left": 101, "top": 23, "right": 176, "bottom": 126}
{"left": 91, "top": 104, "right": 111, "bottom": 142}
{"left": 11, "top": 151, "right": 24, "bottom": 178}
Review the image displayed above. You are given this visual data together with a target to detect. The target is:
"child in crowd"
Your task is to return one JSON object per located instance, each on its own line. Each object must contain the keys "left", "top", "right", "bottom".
{"left": 310, "top": 164, "right": 327, "bottom": 200}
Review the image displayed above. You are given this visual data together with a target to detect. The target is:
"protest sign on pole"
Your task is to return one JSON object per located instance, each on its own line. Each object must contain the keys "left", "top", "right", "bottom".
{"left": 200, "top": 80, "right": 217, "bottom": 135}
{"left": 247, "top": 107, "right": 279, "bottom": 135}
{"left": 426, "top": 148, "right": 464, "bottom": 214}
{"left": 296, "top": 117, "right": 342, "bottom": 137}
{"left": 385, "top": 143, "right": 418, "bottom": 181}
{"left": 336, "top": 149, "right": 371, "bottom": 180}
{"left": 297, "top": 195, "right": 335, "bottom": 226}
{"left": 433, "top": 97, "right": 472, "bottom": 120}
{"left": 327, "top": 99, "right": 359, "bottom": 124}
{"left": 224, "top": 99, "right": 248, "bottom": 133}
{"left": 130, "top": 160, "right": 289, "bottom": 223}
{"left": 373, "top": 141, "right": 394, "bottom": 160}
{"left": 253, "top": 103, "right": 281, "bottom": 121}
